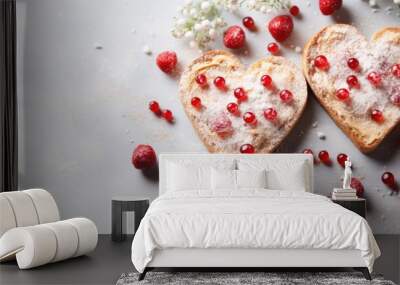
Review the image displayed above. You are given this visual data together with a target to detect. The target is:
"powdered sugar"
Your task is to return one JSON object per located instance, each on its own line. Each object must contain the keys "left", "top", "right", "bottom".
{"left": 311, "top": 26, "right": 400, "bottom": 117}
{"left": 185, "top": 59, "right": 304, "bottom": 152}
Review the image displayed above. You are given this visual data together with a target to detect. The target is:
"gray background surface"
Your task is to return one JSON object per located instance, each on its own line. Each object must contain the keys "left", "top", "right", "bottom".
{"left": 16, "top": 0, "right": 400, "bottom": 234}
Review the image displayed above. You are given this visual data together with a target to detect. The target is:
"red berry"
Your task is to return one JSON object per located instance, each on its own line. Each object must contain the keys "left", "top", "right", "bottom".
{"left": 191, "top": 97, "right": 202, "bottom": 109}
{"left": 149, "top": 101, "right": 160, "bottom": 114}
{"left": 319, "top": 0, "right": 342, "bottom": 15}
{"left": 156, "top": 51, "right": 177, "bottom": 73}
{"left": 337, "top": 153, "right": 348, "bottom": 168}
{"left": 261, "top": 75, "right": 273, "bottom": 88}
{"left": 240, "top": 144, "right": 255, "bottom": 154}
{"left": 350, "top": 177, "right": 364, "bottom": 197}
{"left": 223, "top": 25, "right": 246, "bottom": 49}
{"left": 234, "top": 87, "right": 247, "bottom": 102}
{"left": 132, "top": 144, "right": 157, "bottom": 170}
{"left": 289, "top": 5, "right": 300, "bottom": 16}
{"left": 390, "top": 94, "right": 400, "bottom": 106}
{"left": 214, "top": 76, "right": 226, "bottom": 90}
{"left": 381, "top": 172, "right": 396, "bottom": 188}
{"left": 347, "top": 75, "right": 359, "bottom": 89}
{"left": 367, "top": 71, "right": 382, "bottom": 86}
{"left": 303, "top": 149, "right": 313, "bottom": 155}
{"left": 264, "top": 108, "right": 277, "bottom": 121}
{"left": 279, "top": 89, "right": 293, "bottom": 103}
{"left": 267, "top": 42, "right": 280, "bottom": 54}
{"left": 318, "top": 150, "right": 330, "bottom": 164}
{"left": 336, "top": 88, "right": 350, "bottom": 101}
{"left": 347, "top": 58, "right": 359, "bottom": 70}
{"left": 227, "top": 102, "right": 239, "bottom": 114}
{"left": 162, "top": 109, "right": 174, "bottom": 122}
{"left": 371, "top": 109, "right": 384, "bottom": 123}
{"left": 243, "top": 112, "right": 256, "bottom": 124}
{"left": 314, "top": 55, "right": 329, "bottom": 70}
{"left": 195, "top": 73, "right": 208, "bottom": 87}
{"left": 391, "top": 64, "right": 400, "bottom": 78}
{"left": 268, "top": 15, "right": 293, "bottom": 42}
{"left": 242, "top": 16, "right": 256, "bottom": 30}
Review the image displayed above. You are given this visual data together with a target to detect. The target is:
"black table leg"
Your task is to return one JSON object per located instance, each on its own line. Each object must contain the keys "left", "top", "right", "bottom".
{"left": 112, "top": 201, "right": 124, "bottom": 241}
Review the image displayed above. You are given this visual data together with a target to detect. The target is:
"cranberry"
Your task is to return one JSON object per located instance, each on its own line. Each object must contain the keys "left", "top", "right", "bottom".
{"left": 242, "top": 16, "right": 256, "bottom": 30}
{"left": 337, "top": 153, "right": 348, "bottom": 168}
{"left": 367, "top": 71, "right": 382, "bottom": 86}
{"left": 390, "top": 94, "right": 400, "bottom": 106}
{"left": 195, "top": 73, "right": 208, "bottom": 87}
{"left": 381, "top": 172, "right": 396, "bottom": 188}
{"left": 392, "top": 64, "right": 400, "bottom": 78}
{"left": 240, "top": 144, "right": 255, "bottom": 154}
{"left": 261, "top": 74, "right": 273, "bottom": 88}
{"left": 214, "top": 76, "right": 226, "bottom": 90}
{"left": 162, "top": 109, "right": 174, "bottom": 122}
{"left": 371, "top": 109, "right": 384, "bottom": 123}
{"left": 336, "top": 88, "right": 350, "bottom": 101}
{"left": 191, "top": 97, "right": 202, "bottom": 109}
{"left": 234, "top": 87, "right": 247, "bottom": 102}
{"left": 267, "top": 42, "right": 280, "bottom": 54}
{"left": 314, "top": 55, "right": 329, "bottom": 70}
{"left": 149, "top": 101, "right": 160, "bottom": 114}
{"left": 227, "top": 102, "right": 239, "bottom": 114}
{"left": 243, "top": 112, "right": 256, "bottom": 124}
{"left": 347, "top": 58, "right": 359, "bottom": 70}
{"left": 318, "top": 150, "right": 330, "bottom": 164}
{"left": 289, "top": 5, "right": 300, "bottom": 16}
{"left": 132, "top": 144, "right": 157, "bottom": 170}
{"left": 279, "top": 89, "right": 293, "bottom": 103}
{"left": 264, "top": 108, "right": 277, "bottom": 121}
{"left": 351, "top": 177, "right": 364, "bottom": 197}
{"left": 347, "top": 75, "right": 359, "bottom": 89}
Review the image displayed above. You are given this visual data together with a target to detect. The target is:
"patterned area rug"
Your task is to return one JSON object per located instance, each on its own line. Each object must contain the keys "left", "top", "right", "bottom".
{"left": 116, "top": 272, "right": 396, "bottom": 285}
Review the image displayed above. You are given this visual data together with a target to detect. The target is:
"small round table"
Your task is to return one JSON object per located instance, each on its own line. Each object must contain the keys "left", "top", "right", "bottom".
{"left": 111, "top": 196, "right": 150, "bottom": 242}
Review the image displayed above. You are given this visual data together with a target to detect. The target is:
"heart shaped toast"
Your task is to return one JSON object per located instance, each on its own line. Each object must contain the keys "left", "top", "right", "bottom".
{"left": 179, "top": 50, "right": 307, "bottom": 153}
{"left": 303, "top": 24, "right": 400, "bottom": 153}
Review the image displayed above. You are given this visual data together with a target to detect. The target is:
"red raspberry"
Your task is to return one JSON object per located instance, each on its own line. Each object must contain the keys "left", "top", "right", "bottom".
{"left": 131, "top": 144, "right": 157, "bottom": 170}
{"left": 156, "top": 51, "right": 177, "bottom": 73}
{"left": 319, "top": 0, "right": 342, "bottom": 15}
{"left": 223, "top": 25, "right": 246, "bottom": 49}
{"left": 268, "top": 15, "right": 293, "bottom": 42}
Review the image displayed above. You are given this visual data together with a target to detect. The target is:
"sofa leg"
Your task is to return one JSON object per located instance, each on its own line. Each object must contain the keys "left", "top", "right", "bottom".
{"left": 138, "top": 268, "right": 148, "bottom": 281}
{"left": 354, "top": 267, "right": 371, "bottom": 280}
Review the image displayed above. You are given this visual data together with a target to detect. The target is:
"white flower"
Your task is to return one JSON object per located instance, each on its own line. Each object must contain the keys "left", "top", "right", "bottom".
{"left": 201, "top": 1, "right": 210, "bottom": 10}
{"left": 177, "top": 5, "right": 183, "bottom": 13}
{"left": 189, "top": 41, "right": 197, "bottom": 48}
{"left": 194, "top": 23, "right": 202, "bottom": 31}
{"left": 190, "top": 8, "right": 197, "bottom": 16}
{"left": 177, "top": 18, "right": 185, "bottom": 25}
{"left": 184, "top": 31, "right": 194, "bottom": 39}
{"left": 209, "top": 28, "right": 216, "bottom": 38}
{"left": 201, "top": 19, "right": 210, "bottom": 27}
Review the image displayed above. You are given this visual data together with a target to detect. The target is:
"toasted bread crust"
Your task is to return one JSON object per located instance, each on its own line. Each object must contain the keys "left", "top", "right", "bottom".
{"left": 180, "top": 50, "right": 308, "bottom": 153}
{"left": 303, "top": 25, "right": 400, "bottom": 153}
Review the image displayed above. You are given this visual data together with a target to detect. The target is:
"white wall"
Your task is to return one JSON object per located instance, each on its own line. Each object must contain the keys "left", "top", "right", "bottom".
{"left": 17, "top": 0, "right": 400, "bottom": 234}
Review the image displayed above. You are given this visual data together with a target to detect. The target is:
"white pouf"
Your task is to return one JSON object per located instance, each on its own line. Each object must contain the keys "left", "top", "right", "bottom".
{"left": 0, "top": 189, "right": 98, "bottom": 269}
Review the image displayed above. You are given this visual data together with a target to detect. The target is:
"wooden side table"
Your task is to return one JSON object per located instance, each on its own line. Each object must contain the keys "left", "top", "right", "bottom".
{"left": 112, "top": 196, "right": 150, "bottom": 242}
{"left": 331, "top": 198, "right": 366, "bottom": 218}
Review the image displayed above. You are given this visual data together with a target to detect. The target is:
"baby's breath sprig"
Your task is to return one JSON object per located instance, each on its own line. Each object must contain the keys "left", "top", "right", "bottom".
{"left": 171, "top": 0, "right": 227, "bottom": 50}
{"left": 171, "top": 0, "right": 291, "bottom": 50}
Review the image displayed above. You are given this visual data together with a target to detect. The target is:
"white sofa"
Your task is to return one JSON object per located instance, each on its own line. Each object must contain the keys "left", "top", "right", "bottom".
{"left": 0, "top": 189, "right": 98, "bottom": 269}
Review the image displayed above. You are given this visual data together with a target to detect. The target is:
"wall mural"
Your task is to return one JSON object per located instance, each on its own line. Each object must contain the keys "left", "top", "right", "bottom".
{"left": 131, "top": 0, "right": 399, "bottom": 204}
